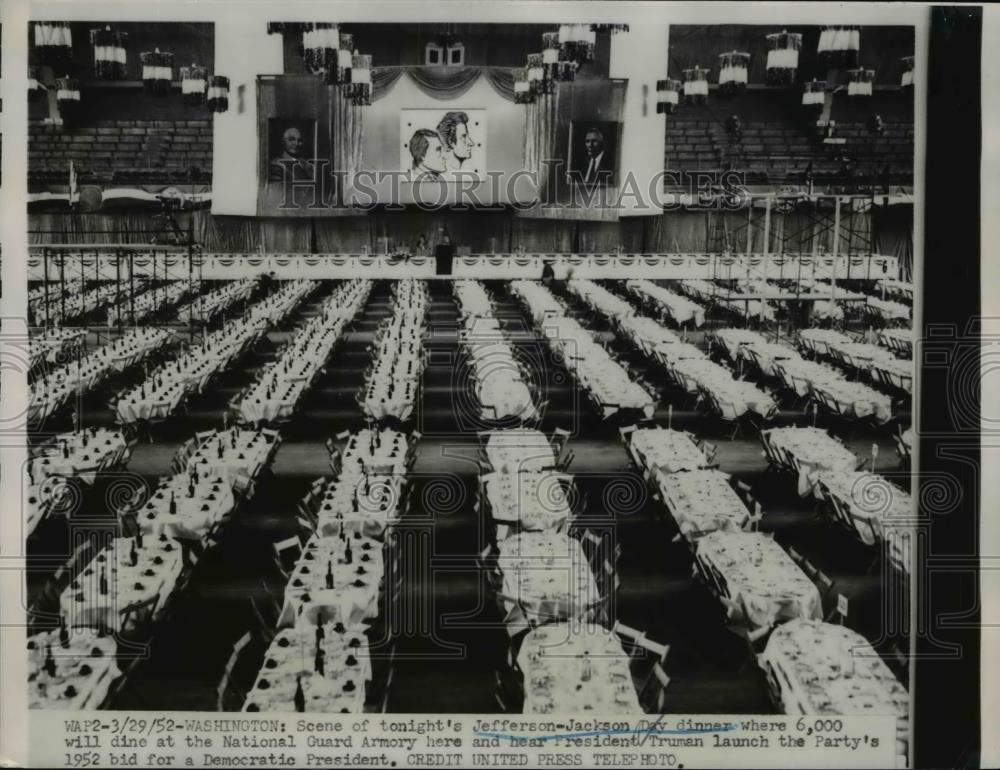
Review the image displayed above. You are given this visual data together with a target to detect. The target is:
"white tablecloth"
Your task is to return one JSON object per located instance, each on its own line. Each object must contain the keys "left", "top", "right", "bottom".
{"left": 30, "top": 428, "right": 130, "bottom": 485}
{"left": 497, "top": 532, "right": 601, "bottom": 625}
{"left": 655, "top": 469, "right": 750, "bottom": 541}
{"left": 60, "top": 535, "right": 185, "bottom": 632}
{"left": 626, "top": 279, "right": 706, "bottom": 327}
{"left": 244, "top": 622, "right": 371, "bottom": 713}
{"left": 136, "top": 473, "right": 235, "bottom": 543}
{"left": 185, "top": 428, "right": 279, "bottom": 493}
{"left": 517, "top": 623, "right": 642, "bottom": 714}
{"left": 760, "top": 620, "right": 909, "bottom": 760}
{"left": 482, "top": 470, "right": 573, "bottom": 536}
{"left": 483, "top": 429, "right": 556, "bottom": 474}
{"left": 279, "top": 534, "right": 384, "bottom": 628}
{"left": 27, "top": 627, "right": 120, "bottom": 710}
{"left": 626, "top": 426, "right": 710, "bottom": 474}
{"left": 762, "top": 427, "right": 859, "bottom": 496}
{"left": 695, "top": 531, "right": 822, "bottom": 632}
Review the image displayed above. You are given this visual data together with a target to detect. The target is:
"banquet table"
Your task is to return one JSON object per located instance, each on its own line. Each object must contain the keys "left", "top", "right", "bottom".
{"left": 774, "top": 358, "right": 848, "bottom": 399}
{"left": 60, "top": 534, "right": 185, "bottom": 633}
{"left": 27, "top": 627, "right": 120, "bottom": 710}
{"left": 243, "top": 622, "right": 372, "bottom": 713}
{"left": 566, "top": 278, "right": 636, "bottom": 320}
{"left": 712, "top": 328, "right": 768, "bottom": 361}
{"left": 828, "top": 341, "right": 899, "bottom": 372}
{"left": 362, "top": 284, "right": 426, "bottom": 423}
{"left": 315, "top": 471, "right": 405, "bottom": 540}
{"left": 176, "top": 278, "right": 256, "bottom": 323}
{"left": 814, "top": 471, "right": 913, "bottom": 575}
{"left": 760, "top": 620, "right": 910, "bottom": 762}
{"left": 869, "top": 356, "right": 914, "bottom": 393}
{"left": 626, "top": 279, "right": 707, "bottom": 328}
{"left": 135, "top": 473, "right": 235, "bottom": 543}
{"left": 483, "top": 429, "right": 557, "bottom": 474}
{"left": 811, "top": 377, "right": 893, "bottom": 423}
{"left": 655, "top": 469, "right": 751, "bottom": 541}
{"left": 694, "top": 531, "right": 822, "bottom": 632}
{"left": 739, "top": 340, "right": 801, "bottom": 378}
{"left": 615, "top": 315, "right": 683, "bottom": 358}
{"left": 339, "top": 427, "right": 411, "bottom": 475}
{"left": 510, "top": 280, "right": 566, "bottom": 323}
{"left": 496, "top": 532, "right": 601, "bottom": 627}
{"left": 761, "top": 427, "right": 859, "bottom": 496}
{"left": 625, "top": 426, "right": 710, "bottom": 474}
{"left": 279, "top": 534, "right": 384, "bottom": 628}
{"left": 466, "top": 338, "right": 537, "bottom": 422}
{"left": 865, "top": 297, "right": 911, "bottom": 323}
{"left": 798, "top": 329, "right": 853, "bottom": 358}
{"left": 185, "top": 428, "right": 279, "bottom": 494}
{"left": 482, "top": 470, "right": 574, "bottom": 539}
{"left": 517, "top": 623, "right": 642, "bottom": 714}
{"left": 30, "top": 327, "right": 85, "bottom": 367}
{"left": 30, "top": 428, "right": 130, "bottom": 485}
{"left": 877, "top": 328, "right": 912, "bottom": 358}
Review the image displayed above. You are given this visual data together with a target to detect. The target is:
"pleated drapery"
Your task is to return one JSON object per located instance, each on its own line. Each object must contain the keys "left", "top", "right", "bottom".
{"left": 372, "top": 66, "right": 518, "bottom": 103}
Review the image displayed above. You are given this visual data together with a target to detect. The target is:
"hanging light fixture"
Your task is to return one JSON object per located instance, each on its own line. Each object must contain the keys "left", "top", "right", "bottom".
{"left": 33, "top": 22, "right": 73, "bottom": 68}
{"left": 350, "top": 54, "right": 371, "bottom": 106}
{"left": 801, "top": 78, "right": 826, "bottom": 109}
{"left": 847, "top": 68, "right": 875, "bottom": 97}
{"left": 682, "top": 66, "right": 709, "bottom": 105}
{"left": 527, "top": 53, "right": 552, "bottom": 97}
{"left": 817, "top": 25, "right": 860, "bottom": 69}
{"left": 655, "top": 79, "right": 680, "bottom": 114}
{"left": 91, "top": 26, "right": 128, "bottom": 80}
{"left": 765, "top": 31, "right": 801, "bottom": 86}
{"left": 140, "top": 48, "right": 174, "bottom": 96}
{"left": 901, "top": 56, "right": 915, "bottom": 89}
{"left": 336, "top": 32, "right": 354, "bottom": 87}
{"left": 717, "top": 51, "right": 750, "bottom": 96}
{"left": 55, "top": 76, "right": 81, "bottom": 123}
{"left": 207, "top": 76, "right": 230, "bottom": 113}
{"left": 301, "top": 23, "right": 338, "bottom": 80}
{"left": 514, "top": 67, "right": 534, "bottom": 105}
{"left": 180, "top": 64, "right": 208, "bottom": 106}
{"left": 558, "top": 24, "right": 596, "bottom": 65}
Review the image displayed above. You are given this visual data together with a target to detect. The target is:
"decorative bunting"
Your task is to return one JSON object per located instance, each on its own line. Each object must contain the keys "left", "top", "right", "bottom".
{"left": 718, "top": 51, "right": 750, "bottom": 95}
{"left": 847, "top": 68, "right": 875, "bottom": 97}
{"left": 682, "top": 66, "right": 709, "bottom": 104}
{"left": 802, "top": 79, "right": 826, "bottom": 108}
{"left": 33, "top": 22, "right": 73, "bottom": 68}
{"left": 900, "top": 56, "right": 914, "bottom": 89}
{"left": 207, "top": 76, "right": 230, "bottom": 113}
{"left": 655, "top": 79, "right": 680, "bottom": 114}
{"left": 817, "top": 26, "right": 860, "bottom": 69}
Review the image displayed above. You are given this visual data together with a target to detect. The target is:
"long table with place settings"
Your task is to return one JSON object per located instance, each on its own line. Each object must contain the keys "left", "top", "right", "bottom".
{"left": 236, "top": 279, "right": 372, "bottom": 426}
{"left": 175, "top": 278, "right": 257, "bottom": 323}
{"left": 656, "top": 469, "right": 751, "bottom": 542}
{"left": 814, "top": 471, "right": 913, "bottom": 575}
{"left": 761, "top": 427, "right": 859, "bottom": 496}
{"left": 27, "top": 627, "right": 121, "bottom": 710}
{"left": 496, "top": 532, "right": 601, "bottom": 630}
{"left": 243, "top": 622, "right": 372, "bottom": 713}
{"left": 179, "top": 427, "right": 281, "bottom": 496}
{"left": 517, "top": 623, "right": 643, "bottom": 714}
{"left": 625, "top": 279, "right": 706, "bottom": 328}
{"left": 29, "top": 428, "right": 132, "bottom": 485}
{"left": 760, "top": 619, "right": 910, "bottom": 762}
{"left": 454, "top": 279, "right": 538, "bottom": 423}
{"left": 29, "top": 327, "right": 85, "bottom": 368}
{"left": 278, "top": 533, "right": 384, "bottom": 628}
{"left": 694, "top": 531, "right": 822, "bottom": 633}
{"left": 482, "top": 429, "right": 557, "bottom": 474}
{"left": 60, "top": 534, "right": 186, "bottom": 633}
{"left": 133, "top": 472, "right": 235, "bottom": 544}
{"left": 623, "top": 424, "right": 713, "bottom": 475}
{"left": 361, "top": 280, "right": 427, "bottom": 423}
{"left": 481, "top": 470, "right": 574, "bottom": 540}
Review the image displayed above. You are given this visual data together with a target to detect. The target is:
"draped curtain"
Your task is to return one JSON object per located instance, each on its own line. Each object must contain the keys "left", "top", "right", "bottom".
{"left": 372, "top": 66, "right": 518, "bottom": 103}
{"left": 524, "top": 91, "right": 558, "bottom": 200}
{"left": 332, "top": 88, "right": 364, "bottom": 206}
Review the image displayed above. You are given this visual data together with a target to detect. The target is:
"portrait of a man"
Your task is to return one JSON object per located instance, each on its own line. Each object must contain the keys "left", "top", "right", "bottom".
{"left": 436, "top": 111, "right": 476, "bottom": 172}
{"left": 267, "top": 120, "right": 317, "bottom": 184}
{"left": 568, "top": 121, "right": 619, "bottom": 186}
{"left": 408, "top": 128, "right": 447, "bottom": 181}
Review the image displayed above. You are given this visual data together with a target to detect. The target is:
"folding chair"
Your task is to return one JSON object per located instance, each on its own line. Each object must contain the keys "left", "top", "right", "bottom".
{"left": 638, "top": 661, "right": 672, "bottom": 713}
{"left": 273, "top": 536, "right": 302, "bottom": 577}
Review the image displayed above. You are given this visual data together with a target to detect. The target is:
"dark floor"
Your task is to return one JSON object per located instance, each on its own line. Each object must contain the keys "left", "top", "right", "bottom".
{"left": 26, "top": 278, "right": 912, "bottom": 713}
